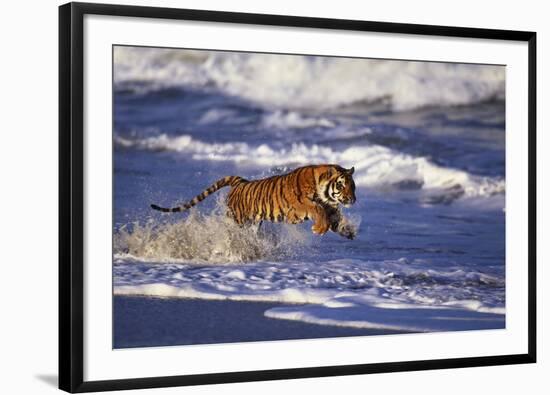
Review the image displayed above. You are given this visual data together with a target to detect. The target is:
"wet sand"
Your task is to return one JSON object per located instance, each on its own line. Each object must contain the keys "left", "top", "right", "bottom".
{"left": 113, "top": 295, "right": 400, "bottom": 349}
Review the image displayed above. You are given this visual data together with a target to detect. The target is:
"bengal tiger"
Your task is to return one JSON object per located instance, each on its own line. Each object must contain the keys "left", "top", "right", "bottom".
{"left": 151, "top": 164, "right": 357, "bottom": 239}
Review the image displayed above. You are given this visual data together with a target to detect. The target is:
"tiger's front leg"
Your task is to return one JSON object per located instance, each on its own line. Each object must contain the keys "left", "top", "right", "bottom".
{"left": 327, "top": 206, "right": 356, "bottom": 240}
{"left": 309, "top": 204, "right": 330, "bottom": 235}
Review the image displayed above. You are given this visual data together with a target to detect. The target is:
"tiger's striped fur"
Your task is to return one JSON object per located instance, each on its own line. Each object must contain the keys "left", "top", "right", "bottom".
{"left": 151, "top": 164, "right": 357, "bottom": 239}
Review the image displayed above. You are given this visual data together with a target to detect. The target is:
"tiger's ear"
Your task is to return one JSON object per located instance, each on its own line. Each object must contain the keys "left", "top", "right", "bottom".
{"left": 347, "top": 166, "right": 355, "bottom": 175}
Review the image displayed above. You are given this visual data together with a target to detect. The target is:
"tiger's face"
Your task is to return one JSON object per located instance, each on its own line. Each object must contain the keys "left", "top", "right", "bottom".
{"left": 325, "top": 167, "right": 356, "bottom": 207}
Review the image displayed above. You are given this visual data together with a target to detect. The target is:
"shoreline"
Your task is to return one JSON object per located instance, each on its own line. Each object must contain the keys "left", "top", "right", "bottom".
{"left": 113, "top": 295, "right": 402, "bottom": 349}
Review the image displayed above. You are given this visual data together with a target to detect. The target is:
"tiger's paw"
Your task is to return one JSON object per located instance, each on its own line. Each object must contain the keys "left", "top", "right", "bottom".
{"left": 338, "top": 222, "right": 357, "bottom": 240}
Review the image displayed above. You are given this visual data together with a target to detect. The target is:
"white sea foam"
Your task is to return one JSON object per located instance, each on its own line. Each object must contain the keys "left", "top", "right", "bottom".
{"left": 114, "top": 258, "right": 505, "bottom": 332}
{"left": 114, "top": 46, "right": 505, "bottom": 111}
{"left": 263, "top": 297, "right": 504, "bottom": 332}
{"left": 261, "top": 110, "right": 335, "bottom": 129}
{"left": 115, "top": 133, "right": 505, "bottom": 199}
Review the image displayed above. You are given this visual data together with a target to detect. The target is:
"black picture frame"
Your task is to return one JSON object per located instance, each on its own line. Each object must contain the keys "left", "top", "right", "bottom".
{"left": 59, "top": 2, "right": 537, "bottom": 392}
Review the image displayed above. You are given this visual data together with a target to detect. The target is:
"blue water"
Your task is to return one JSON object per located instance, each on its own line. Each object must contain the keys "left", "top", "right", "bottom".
{"left": 113, "top": 48, "right": 505, "bottom": 339}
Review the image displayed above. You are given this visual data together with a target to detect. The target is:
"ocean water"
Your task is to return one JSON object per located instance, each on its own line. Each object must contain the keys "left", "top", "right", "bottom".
{"left": 113, "top": 46, "right": 505, "bottom": 338}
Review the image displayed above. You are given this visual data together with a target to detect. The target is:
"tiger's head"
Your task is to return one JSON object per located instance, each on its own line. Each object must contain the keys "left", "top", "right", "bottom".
{"left": 319, "top": 166, "right": 357, "bottom": 207}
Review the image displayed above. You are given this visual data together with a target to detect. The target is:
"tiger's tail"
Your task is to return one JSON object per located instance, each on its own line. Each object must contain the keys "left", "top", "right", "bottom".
{"left": 151, "top": 176, "right": 246, "bottom": 213}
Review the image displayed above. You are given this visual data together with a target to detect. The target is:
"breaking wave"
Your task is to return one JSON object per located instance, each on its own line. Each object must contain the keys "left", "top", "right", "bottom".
{"left": 114, "top": 46, "right": 505, "bottom": 111}
{"left": 115, "top": 133, "right": 505, "bottom": 200}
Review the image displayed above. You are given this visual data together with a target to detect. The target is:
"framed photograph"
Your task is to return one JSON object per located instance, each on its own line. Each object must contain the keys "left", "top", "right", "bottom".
{"left": 59, "top": 2, "right": 536, "bottom": 392}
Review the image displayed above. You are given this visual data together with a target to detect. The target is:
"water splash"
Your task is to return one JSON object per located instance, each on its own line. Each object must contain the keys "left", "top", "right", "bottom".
{"left": 114, "top": 201, "right": 312, "bottom": 265}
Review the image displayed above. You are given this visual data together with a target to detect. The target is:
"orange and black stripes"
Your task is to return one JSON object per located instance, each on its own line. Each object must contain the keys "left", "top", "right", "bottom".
{"left": 226, "top": 167, "right": 315, "bottom": 225}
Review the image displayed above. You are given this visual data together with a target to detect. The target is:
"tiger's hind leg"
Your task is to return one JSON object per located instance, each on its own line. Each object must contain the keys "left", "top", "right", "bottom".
{"left": 255, "top": 220, "right": 281, "bottom": 245}
{"left": 256, "top": 220, "right": 264, "bottom": 235}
